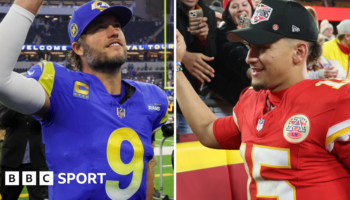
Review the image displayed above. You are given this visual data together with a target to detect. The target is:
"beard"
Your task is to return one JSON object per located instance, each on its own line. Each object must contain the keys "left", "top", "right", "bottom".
{"left": 252, "top": 80, "right": 268, "bottom": 92}
{"left": 82, "top": 42, "right": 127, "bottom": 74}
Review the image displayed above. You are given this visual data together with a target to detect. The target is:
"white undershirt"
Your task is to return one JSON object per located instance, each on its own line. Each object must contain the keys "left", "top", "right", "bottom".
{"left": 0, "top": 4, "right": 46, "bottom": 115}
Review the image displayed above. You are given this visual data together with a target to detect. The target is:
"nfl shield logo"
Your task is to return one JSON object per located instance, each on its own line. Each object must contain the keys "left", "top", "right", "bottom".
{"left": 117, "top": 107, "right": 125, "bottom": 119}
{"left": 256, "top": 119, "right": 265, "bottom": 132}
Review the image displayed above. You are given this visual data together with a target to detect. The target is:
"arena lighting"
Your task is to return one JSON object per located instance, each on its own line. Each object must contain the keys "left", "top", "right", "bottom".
{"left": 53, "top": 18, "right": 58, "bottom": 20}
{"left": 23, "top": 52, "right": 37, "bottom": 55}
{"left": 45, "top": 16, "right": 50, "bottom": 18}
{"left": 75, "top": 2, "right": 85, "bottom": 5}
{"left": 50, "top": 1, "right": 59, "bottom": 5}
{"left": 21, "top": 44, "right": 173, "bottom": 51}
{"left": 58, "top": 55, "right": 65, "bottom": 57}
{"left": 50, "top": 52, "right": 63, "bottom": 55}
{"left": 308, "top": 6, "right": 350, "bottom": 21}
{"left": 110, "top": 1, "right": 122, "bottom": 5}
{"left": 159, "top": 51, "right": 172, "bottom": 54}
{"left": 127, "top": 52, "right": 139, "bottom": 55}
{"left": 62, "top": 1, "right": 73, "bottom": 5}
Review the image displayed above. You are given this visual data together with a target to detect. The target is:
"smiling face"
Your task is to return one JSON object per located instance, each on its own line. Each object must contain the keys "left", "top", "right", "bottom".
{"left": 77, "top": 14, "right": 127, "bottom": 73}
{"left": 228, "top": 0, "right": 252, "bottom": 25}
{"left": 246, "top": 38, "right": 296, "bottom": 92}
{"left": 180, "top": 0, "right": 199, "bottom": 10}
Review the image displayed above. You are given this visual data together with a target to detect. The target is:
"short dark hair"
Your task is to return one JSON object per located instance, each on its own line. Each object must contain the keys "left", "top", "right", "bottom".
{"left": 337, "top": 34, "right": 345, "bottom": 41}
{"left": 307, "top": 40, "right": 322, "bottom": 66}
{"left": 286, "top": 37, "right": 322, "bottom": 66}
{"left": 67, "top": 37, "right": 84, "bottom": 71}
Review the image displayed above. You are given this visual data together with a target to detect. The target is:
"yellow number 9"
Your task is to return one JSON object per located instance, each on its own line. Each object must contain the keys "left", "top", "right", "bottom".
{"left": 106, "top": 128, "right": 144, "bottom": 200}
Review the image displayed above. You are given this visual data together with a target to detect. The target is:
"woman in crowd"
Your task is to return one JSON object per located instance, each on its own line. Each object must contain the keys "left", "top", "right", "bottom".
{"left": 320, "top": 19, "right": 335, "bottom": 42}
{"left": 207, "top": 0, "right": 254, "bottom": 105}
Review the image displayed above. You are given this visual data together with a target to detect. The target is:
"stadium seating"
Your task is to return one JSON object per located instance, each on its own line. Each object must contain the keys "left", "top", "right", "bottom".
{"left": 123, "top": 21, "right": 158, "bottom": 44}
{"left": 154, "top": 24, "right": 174, "bottom": 44}
{"left": 16, "top": 19, "right": 173, "bottom": 45}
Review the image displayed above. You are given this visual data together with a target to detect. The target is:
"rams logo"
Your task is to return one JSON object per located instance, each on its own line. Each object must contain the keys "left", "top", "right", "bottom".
{"left": 148, "top": 105, "right": 161, "bottom": 111}
{"left": 70, "top": 23, "right": 78, "bottom": 37}
{"left": 283, "top": 114, "right": 310, "bottom": 143}
{"left": 73, "top": 81, "right": 89, "bottom": 100}
{"left": 91, "top": 1, "right": 110, "bottom": 12}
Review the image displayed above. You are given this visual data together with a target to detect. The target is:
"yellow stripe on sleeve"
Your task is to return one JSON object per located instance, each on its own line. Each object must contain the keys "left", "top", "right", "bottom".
{"left": 325, "top": 126, "right": 350, "bottom": 147}
{"left": 38, "top": 61, "right": 55, "bottom": 97}
{"left": 38, "top": 62, "right": 43, "bottom": 71}
{"left": 160, "top": 110, "right": 169, "bottom": 124}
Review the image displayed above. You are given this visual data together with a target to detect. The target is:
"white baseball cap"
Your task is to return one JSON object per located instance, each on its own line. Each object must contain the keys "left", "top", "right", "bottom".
{"left": 336, "top": 19, "right": 350, "bottom": 35}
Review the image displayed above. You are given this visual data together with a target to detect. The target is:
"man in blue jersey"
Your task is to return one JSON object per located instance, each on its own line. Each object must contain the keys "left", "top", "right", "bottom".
{"left": 0, "top": 0, "right": 168, "bottom": 199}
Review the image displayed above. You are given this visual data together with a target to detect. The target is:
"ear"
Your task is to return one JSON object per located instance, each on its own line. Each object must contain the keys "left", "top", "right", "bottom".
{"left": 346, "top": 33, "right": 350, "bottom": 41}
{"left": 292, "top": 42, "right": 308, "bottom": 65}
{"left": 72, "top": 41, "right": 84, "bottom": 56}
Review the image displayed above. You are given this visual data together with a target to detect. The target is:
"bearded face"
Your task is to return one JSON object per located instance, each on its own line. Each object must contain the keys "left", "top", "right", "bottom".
{"left": 77, "top": 15, "right": 128, "bottom": 74}
{"left": 82, "top": 40, "right": 127, "bottom": 74}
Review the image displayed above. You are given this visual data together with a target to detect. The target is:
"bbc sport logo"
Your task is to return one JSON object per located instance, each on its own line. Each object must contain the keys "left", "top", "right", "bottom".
{"left": 5, "top": 172, "right": 106, "bottom": 186}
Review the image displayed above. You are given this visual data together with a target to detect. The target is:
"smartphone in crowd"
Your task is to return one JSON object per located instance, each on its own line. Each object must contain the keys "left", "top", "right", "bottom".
{"left": 189, "top": 9, "right": 203, "bottom": 34}
{"left": 238, "top": 14, "right": 251, "bottom": 28}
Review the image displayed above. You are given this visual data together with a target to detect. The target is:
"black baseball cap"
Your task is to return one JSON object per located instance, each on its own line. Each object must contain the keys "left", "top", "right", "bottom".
{"left": 227, "top": 0, "right": 318, "bottom": 45}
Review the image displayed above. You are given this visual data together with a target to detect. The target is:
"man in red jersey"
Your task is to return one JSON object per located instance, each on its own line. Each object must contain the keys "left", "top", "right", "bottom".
{"left": 176, "top": 0, "right": 350, "bottom": 199}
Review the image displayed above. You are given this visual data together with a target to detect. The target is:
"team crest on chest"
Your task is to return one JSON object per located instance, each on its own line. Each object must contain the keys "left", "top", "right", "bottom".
{"left": 117, "top": 107, "right": 125, "bottom": 119}
{"left": 283, "top": 114, "right": 310, "bottom": 143}
{"left": 256, "top": 118, "right": 265, "bottom": 132}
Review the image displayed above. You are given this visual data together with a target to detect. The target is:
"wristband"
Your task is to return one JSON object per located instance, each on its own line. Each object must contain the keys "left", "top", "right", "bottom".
{"left": 176, "top": 67, "right": 183, "bottom": 72}
{"left": 176, "top": 62, "right": 181, "bottom": 66}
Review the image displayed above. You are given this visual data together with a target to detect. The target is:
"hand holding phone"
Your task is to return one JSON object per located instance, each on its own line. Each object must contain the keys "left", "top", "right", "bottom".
{"left": 238, "top": 14, "right": 251, "bottom": 28}
{"left": 189, "top": 9, "right": 203, "bottom": 35}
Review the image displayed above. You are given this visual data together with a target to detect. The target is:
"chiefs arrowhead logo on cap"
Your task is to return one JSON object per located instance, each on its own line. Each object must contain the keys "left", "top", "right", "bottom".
{"left": 251, "top": 4, "right": 273, "bottom": 24}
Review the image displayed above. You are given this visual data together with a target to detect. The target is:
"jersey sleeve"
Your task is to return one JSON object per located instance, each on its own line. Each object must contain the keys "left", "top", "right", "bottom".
{"left": 213, "top": 105, "right": 241, "bottom": 150}
{"left": 151, "top": 88, "right": 169, "bottom": 131}
{"left": 25, "top": 60, "right": 56, "bottom": 98}
{"left": 325, "top": 84, "right": 350, "bottom": 168}
{"left": 25, "top": 60, "right": 56, "bottom": 124}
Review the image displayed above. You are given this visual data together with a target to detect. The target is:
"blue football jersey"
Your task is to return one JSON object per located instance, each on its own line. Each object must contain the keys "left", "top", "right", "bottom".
{"left": 25, "top": 61, "right": 169, "bottom": 200}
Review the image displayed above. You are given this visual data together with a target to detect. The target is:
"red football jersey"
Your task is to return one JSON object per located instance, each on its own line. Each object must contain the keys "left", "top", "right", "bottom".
{"left": 213, "top": 79, "right": 350, "bottom": 200}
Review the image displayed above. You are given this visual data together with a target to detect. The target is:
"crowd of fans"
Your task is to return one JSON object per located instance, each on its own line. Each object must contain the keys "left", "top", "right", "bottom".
{"left": 121, "top": 62, "right": 174, "bottom": 88}
{"left": 176, "top": 0, "right": 350, "bottom": 136}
